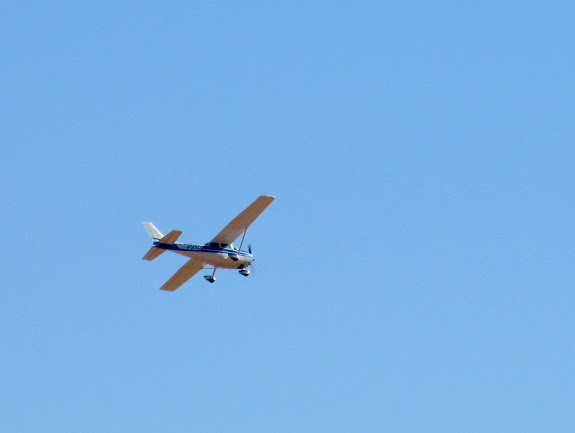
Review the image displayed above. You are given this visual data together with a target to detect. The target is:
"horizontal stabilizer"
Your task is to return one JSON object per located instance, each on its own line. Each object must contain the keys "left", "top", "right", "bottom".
{"left": 142, "top": 246, "right": 165, "bottom": 261}
{"left": 158, "top": 230, "right": 182, "bottom": 245}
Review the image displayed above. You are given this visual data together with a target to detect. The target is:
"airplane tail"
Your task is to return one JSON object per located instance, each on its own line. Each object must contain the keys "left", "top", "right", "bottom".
{"left": 143, "top": 222, "right": 163, "bottom": 241}
{"left": 142, "top": 222, "right": 164, "bottom": 261}
{"left": 142, "top": 222, "right": 183, "bottom": 261}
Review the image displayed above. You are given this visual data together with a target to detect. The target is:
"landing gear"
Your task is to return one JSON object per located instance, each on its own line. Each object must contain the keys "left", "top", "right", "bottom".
{"left": 204, "top": 268, "right": 217, "bottom": 283}
{"left": 239, "top": 269, "right": 250, "bottom": 277}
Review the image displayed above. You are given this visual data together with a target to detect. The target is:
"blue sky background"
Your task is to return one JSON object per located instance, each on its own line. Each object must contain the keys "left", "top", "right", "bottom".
{"left": 1, "top": 1, "right": 574, "bottom": 431}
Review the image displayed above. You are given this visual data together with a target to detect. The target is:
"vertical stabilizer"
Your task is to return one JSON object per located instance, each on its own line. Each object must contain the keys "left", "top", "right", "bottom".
{"left": 143, "top": 222, "right": 163, "bottom": 240}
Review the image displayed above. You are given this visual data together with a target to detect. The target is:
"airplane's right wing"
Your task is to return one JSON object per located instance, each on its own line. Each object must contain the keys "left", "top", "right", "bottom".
{"left": 160, "top": 259, "right": 204, "bottom": 291}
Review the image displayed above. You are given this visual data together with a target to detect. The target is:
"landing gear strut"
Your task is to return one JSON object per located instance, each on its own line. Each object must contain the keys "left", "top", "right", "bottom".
{"left": 204, "top": 268, "right": 217, "bottom": 283}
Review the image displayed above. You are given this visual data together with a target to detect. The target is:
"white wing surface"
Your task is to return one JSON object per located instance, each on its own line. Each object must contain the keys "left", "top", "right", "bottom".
{"left": 211, "top": 195, "right": 275, "bottom": 245}
{"left": 160, "top": 259, "right": 204, "bottom": 291}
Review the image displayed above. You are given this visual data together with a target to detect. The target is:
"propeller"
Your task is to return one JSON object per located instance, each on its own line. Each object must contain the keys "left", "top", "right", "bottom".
{"left": 248, "top": 244, "right": 256, "bottom": 273}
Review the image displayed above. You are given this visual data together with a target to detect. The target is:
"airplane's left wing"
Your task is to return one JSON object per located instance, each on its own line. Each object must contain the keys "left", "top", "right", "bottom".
{"left": 160, "top": 259, "right": 204, "bottom": 292}
{"left": 211, "top": 195, "right": 275, "bottom": 245}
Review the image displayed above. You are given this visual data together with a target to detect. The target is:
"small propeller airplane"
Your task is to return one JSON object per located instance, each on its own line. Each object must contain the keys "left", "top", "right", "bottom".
{"left": 142, "top": 195, "right": 275, "bottom": 291}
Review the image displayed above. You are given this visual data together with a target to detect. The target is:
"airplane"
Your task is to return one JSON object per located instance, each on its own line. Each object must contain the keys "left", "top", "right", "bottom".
{"left": 142, "top": 195, "right": 275, "bottom": 291}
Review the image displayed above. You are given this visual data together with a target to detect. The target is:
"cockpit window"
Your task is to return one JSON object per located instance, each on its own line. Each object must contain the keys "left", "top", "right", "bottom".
{"left": 205, "top": 242, "right": 233, "bottom": 249}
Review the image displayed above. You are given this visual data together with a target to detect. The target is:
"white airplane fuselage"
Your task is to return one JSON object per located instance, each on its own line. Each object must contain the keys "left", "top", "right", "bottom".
{"left": 154, "top": 242, "right": 253, "bottom": 269}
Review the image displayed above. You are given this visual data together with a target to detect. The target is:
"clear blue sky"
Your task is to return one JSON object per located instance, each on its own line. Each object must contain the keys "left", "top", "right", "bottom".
{"left": 1, "top": 1, "right": 574, "bottom": 431}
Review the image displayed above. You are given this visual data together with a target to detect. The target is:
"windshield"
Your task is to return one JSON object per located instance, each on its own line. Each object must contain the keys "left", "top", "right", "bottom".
{"left": 205, "top": 242, "right": 234, "bottom": 249}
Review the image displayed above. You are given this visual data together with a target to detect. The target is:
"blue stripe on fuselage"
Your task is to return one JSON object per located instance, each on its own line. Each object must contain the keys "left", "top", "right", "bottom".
{"left": 152, "top": 242, "right": 251, "bottom": 257}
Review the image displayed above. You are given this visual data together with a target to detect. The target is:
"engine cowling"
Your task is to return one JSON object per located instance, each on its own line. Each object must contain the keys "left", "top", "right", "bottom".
{"left": 228, "top": 253, "right": 239, "bottom": 261}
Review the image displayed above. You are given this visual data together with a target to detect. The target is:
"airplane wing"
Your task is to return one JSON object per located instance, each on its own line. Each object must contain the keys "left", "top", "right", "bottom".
{"left": 160, "top": 259, "right": 204, "bottom": 291}
{"left": 210, "top": 195, "right": 275, "bottom": 245}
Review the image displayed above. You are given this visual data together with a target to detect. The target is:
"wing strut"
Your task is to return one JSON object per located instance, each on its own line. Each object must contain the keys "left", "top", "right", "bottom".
{"left": 238, "top": 230, "right": 247, "bottom": 251}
